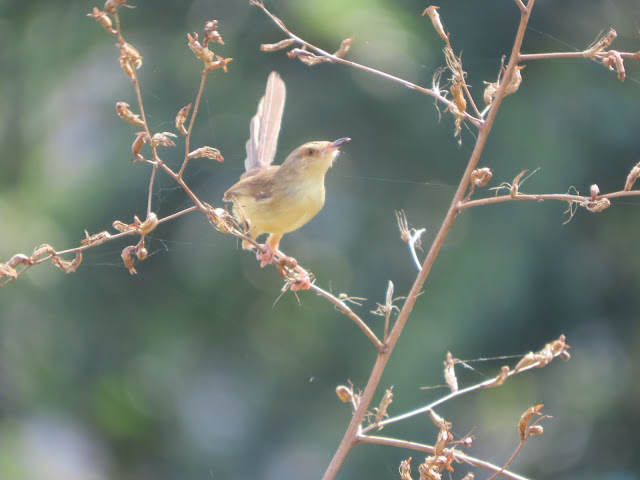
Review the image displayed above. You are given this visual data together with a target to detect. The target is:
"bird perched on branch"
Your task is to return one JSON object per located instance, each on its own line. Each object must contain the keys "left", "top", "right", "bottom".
{"left": 224, "top": 71, "right": 350, "bottom": 267}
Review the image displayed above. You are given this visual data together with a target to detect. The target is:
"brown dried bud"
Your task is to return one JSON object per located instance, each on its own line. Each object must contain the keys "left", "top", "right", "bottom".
{"left": 460, "top": 437, "right": 473, "bottom": 448}
{"left": 624, "top": 163, "right": 640, "bottom": 191}
{"left": 590, "top": 184, "right": 600, "bottom": 200}
{"left": 434, "top": 425, "right": 451, "bottom": 456}
{"left": 87, "top": 8, "right": 116, "bottom": 35}
{"left": 104, "top": 0, "right": 127, "bottom": 14}
{"left": 585, "top": 28, "right": 617, "bottom": 58}
{"left": 138, "top": 213, "right": 158, "bottom": 235}
{"left": 151, "top": 132, "right": 177, "bottom": 148}
{"left": 288, "top": 48, "right": 327, "bottom": 66}
{"left": 119, "top": 42, "right": 143, "bottom": 69}
{"left": 584, "top": 197, "right": 611, "bottom": 213}
{"left": 81, "top": 230, "right": 111, "bottom": 246}
{"left": 505, "top": 65, "right": 525, "bottom": 96}
{"left": 519, "top": 404, "right": 544, "bottom": 440}
{"left": 7, "top": 254, "right": 31, "bottom": 268}
{"left": 529, "top": 425, "right": 544, "bottom": 435}
{"left": 423, "top": 6, "right": 448, "bottom": 43}
{"left": 399, "top": 458, "right": 412, "bottom": 480}
{"left": 0, "top": 263, "right": 18, "bottom": 279}
{"left": 205, "top": 205, "right": 236, "bottom": 234}
{"left": 175, "top": 104, "right": 192, "bottom": 136}
{"left": 188, "top": 146, "right": 224, "bottom": 162}
{"left": 116, "top": 102, "right": 145, "bottom": 127}
{"left": 373, "top": 387, "right": 393, "bottom": 426}
{"left": 136, "top": 247, "right": 148, "bottom": 260}
{"left": 52, "top": 252, "right": 82, "bottom": 274}
{"left": 333, "top": 36, "right": 353, "bottom": 59}
{"left": 131, "top": 132, "right": 148, "bottom": 161}
{"left": 261, "top": 38, "right": 295, "bottom": 52}
{"left": 121, "top": 245, "right": 137, "bottom": 274}
{"left": 610, "top": 50, "right": 625, "bottom": 81}
{"left": 203, "top": 20, "right": 224, "bottom": 46}
{"left": 336, "top": 385, "right": 352, "bottom": 403}
{"left": 443, "top": 351, "right": 458, "bottom": 393}
{"left": 471, "top": 167, "right": 492, "bottom": 187}
{"left": 188, "top": 33, "right": 214, "bottom": 66}
{"left": 207, "top": 55, "right": 233, "bottom": 73}
{"left": 113, "top": 220, "right": 132, "bottom": 233}
{"left": 32, "top": 244, "right": 56, "bottom": 260}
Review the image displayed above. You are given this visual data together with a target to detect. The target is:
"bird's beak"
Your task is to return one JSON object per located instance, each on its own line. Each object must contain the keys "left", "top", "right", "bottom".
{"left": 325, "top": 137, "right": 351, "bottom": 153}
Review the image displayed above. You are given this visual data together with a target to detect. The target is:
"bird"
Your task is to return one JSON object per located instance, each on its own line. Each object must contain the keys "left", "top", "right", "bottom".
{"left": 224, "top": 71, "right": 350, "bottom": 269}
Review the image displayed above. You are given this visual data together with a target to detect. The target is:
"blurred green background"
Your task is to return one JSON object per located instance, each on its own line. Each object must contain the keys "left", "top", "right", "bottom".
{"left": 1, "top": 0, "right": 640, "bottom": 479}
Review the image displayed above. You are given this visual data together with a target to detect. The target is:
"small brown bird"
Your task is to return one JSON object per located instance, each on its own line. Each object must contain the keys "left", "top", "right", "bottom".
{"left": 224, "top": 72, "right": 349, "bottom": 267}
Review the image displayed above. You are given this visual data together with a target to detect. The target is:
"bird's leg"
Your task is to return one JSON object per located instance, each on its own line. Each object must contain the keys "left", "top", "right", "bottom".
{"left": 276, "top": 253, "right": 312, "bottom": 291}
{"left": 257, "top": 233, "right": 282, "bottom": 267}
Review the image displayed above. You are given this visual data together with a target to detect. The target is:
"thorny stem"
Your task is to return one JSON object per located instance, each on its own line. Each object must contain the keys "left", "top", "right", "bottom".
{"left": 320, "top": 2, "right": 536, "bottom": 479}
{"left": 358, "top": 436, "right": 529, "bottom": 480}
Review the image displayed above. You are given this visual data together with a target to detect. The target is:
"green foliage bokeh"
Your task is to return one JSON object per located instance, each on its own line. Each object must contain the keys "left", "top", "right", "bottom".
{"left": 1, "top": 1, "right": 640, "bottom": 479}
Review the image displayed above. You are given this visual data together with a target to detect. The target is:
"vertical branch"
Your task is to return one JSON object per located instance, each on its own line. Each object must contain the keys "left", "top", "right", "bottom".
{"left": 321, "top": 2, "right": 535, "bottom": 478}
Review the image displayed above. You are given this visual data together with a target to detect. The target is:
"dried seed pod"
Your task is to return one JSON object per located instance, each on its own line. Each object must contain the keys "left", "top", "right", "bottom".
{"left": 423, "top": 6, "right": 448, "bottom": 43}
{"left": 443, "top": 351, "right": 458, "bottom": 393}
{"left": 32, "top": 244, "right": 56, "bottom": 260}
{"left": 138, "top": 213, "right": 158, "bottom": 235}
{"left": 116, "top": 102, "right": 145, "bottom": 127}
{"left": 104, "top": 0, "right": 128, "bottom": 14}
{"left": 131, "top": 132, "right": 148, "bottom": 161}
{"left": 261, "top": 38, "right": 295, "bottom": 52}
{"left": 175, "top": 104, "right": 192, "bottom": 136}
{"left": 81, "top": 230, "right": 111, "bottom": 246}
{"left": 471, "top": 167, "right": 492, "bottom": 187}
{"left": 119, "top": 42, "right": 143, "bottom": 69}
{"left": 188, "top": 146, "right": 224, "bottom": 162}
{"left": 151, "top": 132, "right": 177, "bottom": 148}
{"left": 52, "top": 252, "right": 82, "bottom": 274}
{"left": 203, "top": 20, "right": 224, "bottom": 46}
{"left": 188, "top": 33, "right": 214, "bottom": 66}
{"left": 87, "top": 8, "right": 116, "bottom": 35}
{"left": 333, "top": 36, "right": 353, "bottom": 59}
{"left": 0, "top": 263, "right": 18, "bottom": 279}
{"left": 624, "top": 163, "right": 640, "bottom": 191}
{"left": 336, "top": 385, "right": 352, "bottom": 403}
{"left": 121, "top": 246, "right": 137, "bottom": 274}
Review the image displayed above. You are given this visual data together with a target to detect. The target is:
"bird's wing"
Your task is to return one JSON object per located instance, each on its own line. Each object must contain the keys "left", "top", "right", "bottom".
{"left": 224, "top": 166, "right": 280, "bottom": 202}
{"left": 244, "top": 71, "right": 286, "bottom": 171}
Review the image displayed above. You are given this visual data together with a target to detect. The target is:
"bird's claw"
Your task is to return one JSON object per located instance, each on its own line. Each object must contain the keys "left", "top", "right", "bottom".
{"left": 256, "top": 244, "right": 276, "bottom": 267}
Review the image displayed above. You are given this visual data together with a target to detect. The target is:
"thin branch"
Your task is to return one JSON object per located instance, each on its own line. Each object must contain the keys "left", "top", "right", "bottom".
{"left": 513, "top": 0, "right": 527, "bottom": 13}
{"left": 309, "top": 284, "right": 383, "bottom": 349}
{"left": 519, "top": 50, "right": 639, "bottom": 61}
{"left": 458, "top": 189, "right": 640, "bottom": 211}
{"left": 358, "top": 435, "right": 529, "bottom": 480}
{"left": 362, "top": 346, "right": 561, "bottom": 433}
{"left": 179, "top": 71, "right": 209, "bottom": 178}
{"left": 252, "top": 1, "right": 483, "bottom": 128}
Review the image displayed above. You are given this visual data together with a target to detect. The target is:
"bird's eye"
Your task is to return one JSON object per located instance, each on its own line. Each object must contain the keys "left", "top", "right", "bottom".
{"left": 307, "top": 148, "right": 315, "bottom": 155}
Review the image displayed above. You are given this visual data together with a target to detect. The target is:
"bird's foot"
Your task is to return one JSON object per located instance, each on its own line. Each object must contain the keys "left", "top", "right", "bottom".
{"left": 278, "top": 256, "right": 312, "bottom": 291}
{"left": 256, "top": 243, "right": 276, "bottom": 267}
